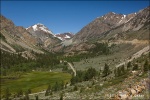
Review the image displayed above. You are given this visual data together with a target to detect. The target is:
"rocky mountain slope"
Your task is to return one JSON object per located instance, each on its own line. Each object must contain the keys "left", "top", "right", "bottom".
{"left": 73, "top": 6, "right": 149, "bottom": 43}
{"left": 0, "top": 15, "right": 43, "bottom": 54}
{"left": 26, "top": 23, "right": 61, "bottom": 48}
{"left": 0, "top": 15, "right": 63, "bottom": 55}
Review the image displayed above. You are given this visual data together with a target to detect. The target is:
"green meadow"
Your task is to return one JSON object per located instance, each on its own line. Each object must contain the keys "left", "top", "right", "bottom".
{"left": 0, "top": 71, "right": 71, "bottom": 95}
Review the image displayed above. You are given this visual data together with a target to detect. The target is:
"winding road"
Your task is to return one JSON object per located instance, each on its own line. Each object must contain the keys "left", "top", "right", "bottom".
{"left": 67, "top": 62, "right": 76, "bottom": 76}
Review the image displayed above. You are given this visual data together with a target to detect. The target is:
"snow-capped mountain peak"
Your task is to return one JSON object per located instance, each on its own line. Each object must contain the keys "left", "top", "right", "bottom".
{"left": 32, "top": 24, "right": 38, "bottom": 31}
{"left": 55, "top": 32, "right": 74, "bottom": 41}
{"left": 26, "top": 23, "right": 59, "bottom": 42}
{"left": 26, "top": 23, "right": 53, "bottom": 35}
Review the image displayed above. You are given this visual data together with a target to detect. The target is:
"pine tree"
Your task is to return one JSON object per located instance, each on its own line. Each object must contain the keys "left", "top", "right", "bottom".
{"left": 35, "top": 95, "right": 38, "bottom": 100}
{"left": 45, "top": 85, "right": 51, "bottom": 96}
{"left": 24, "top": 91, "right": 29, "bottom": 100}
{"left": 5, "top": 88, "right": 10, "bottom": 100}
{"left": 120, "top": 65, "right": 125, "bottom": 75}
{"left": 60, "top": 81, "right": 64, "bottom": 90}
{"left": 132, "top": 64, "right": 138, "bottom": 70}
{"left": 117, "top": 67, "right": 121, "bottom": 77}
{"left": 127, "top": 62, "right": 131, "bottom": 70}
{"left": 73, "top": 85, "right": 78, "bottom": 91}
{"left": 17, "top": 89, "right": 23, "bottom": 97}
{"left": 60, "top": 93, "right": 63, "bottom": 100}
{"left": 143, "top": 60, "right": 149, "bottom": 72}
{"left": 114, "top": 68, "right": 117, "bottom": 77}
{"left": 27, "top": 89, "right": 31, "bottom": 94}
{"left": 102, "top": 63, "right": 109, "bottom": 77}
{"left": 54, "top": 82, "right": 59, "bottom": 91}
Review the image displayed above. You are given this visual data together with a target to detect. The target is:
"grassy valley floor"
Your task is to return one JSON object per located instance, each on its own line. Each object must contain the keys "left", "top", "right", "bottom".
{"left": 0, "top": 71, "right": 71, "bottom": 98}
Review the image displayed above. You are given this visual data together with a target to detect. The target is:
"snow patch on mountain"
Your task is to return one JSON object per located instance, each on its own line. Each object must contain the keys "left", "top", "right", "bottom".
{"left": 65, "top": 35, "right": 71, "bottom": 39}
{"left": 27, "top": 23, "right": 53, "bottom": 35}
{"left": 32, "top": 25, "right": 38, "bottom": 31}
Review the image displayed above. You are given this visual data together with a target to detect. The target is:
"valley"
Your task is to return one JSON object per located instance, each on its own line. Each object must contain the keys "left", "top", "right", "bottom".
{"left": 0, "top": 6, "right": 150, "bottom": 100}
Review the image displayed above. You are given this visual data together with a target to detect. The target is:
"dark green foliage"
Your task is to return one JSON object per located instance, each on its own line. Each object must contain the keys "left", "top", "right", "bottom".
{"left": 45, "top": 85, "right": 52, "bottom": 96}
{"left": 92, "top": 42, "right": 110, "bottom": 55}
{"left": 60, "top": 93, "right": 63, "bottom": 100}
{"left": 132, "top": 64, "right": 138, "bottom": 70}
{"left": 114, "top": 67, "right": 123, "bottom": 77}
{"left": 71, "top": 67, "right": 97, "bottom": 85}
{"left": 143, "top": 60, "right": 149, "bottom": 72}
{"left": 127, "top": 62, "right": 131, "bottom": 70}
{"left": 60, "top": 81, "right": 64, "bottom": 90}
{"left": 24, "top": 91, "right": 29, "bottom": 100}
{"left": 0, "top": 51, "right": 29, "bottom": 69}
{"left": 120, "top": 65, "right": 125, "bottom": 75}
{"left": 35, "top": 95, "right": 38, "bottom": 100}
{"left": 70, "top": 76, "right": 77, "bottom": 85}
{"left": 84, "top": 67, "right": 96, "bottom": 80}
{"left": 52, "top": 81, "right": 65, "bottom": 92}
{"left": 17, "top": 89, "right": 23, "bottom": 97}
{"left": 62, "top": 66, "right": 68, "bottom": 72}
{"left": 5, "top": 88, "right": 10, "bottom": 100}
{"left": 102, "top": 63, "right": 110, "bottom": 77}
{"left": 73, "top": 85, "right": 78, "bottom": 91}
{"left": 35, "top": 53, "right": 60, "bottom": 69}
{"left": 63, "top": 62, "right": 67, "bottom": 65}
{"left": 114, "top": 68, "right": 117, "bottom": 77}
{"left": 0, "top": 50, "right": 61, "bottom": 79}
{"left": 27, "top": 89, "right": 31, "bottom": 94}
{"left": 53, "top": 82, "right": 59, "bottom": 91}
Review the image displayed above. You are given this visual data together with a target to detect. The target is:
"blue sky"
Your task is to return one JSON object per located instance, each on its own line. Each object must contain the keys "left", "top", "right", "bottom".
{"left": 1, "top": 1, "right": 149, "bottom": 34}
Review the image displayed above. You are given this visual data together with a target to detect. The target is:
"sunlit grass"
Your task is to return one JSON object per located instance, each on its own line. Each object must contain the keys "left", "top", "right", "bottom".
{"left": 0, "top": 71, "right": 71, "bottom": 95}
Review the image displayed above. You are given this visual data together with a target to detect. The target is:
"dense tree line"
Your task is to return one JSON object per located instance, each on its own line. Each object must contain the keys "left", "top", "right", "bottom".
{"left": 0, "top": 51, "right": 60, "bottom": 77}
{"left": 70, "top": 67, "right": 97, "bottom": 85}
{"left": 91, "top": 42, "right": 110, "bottom": 55}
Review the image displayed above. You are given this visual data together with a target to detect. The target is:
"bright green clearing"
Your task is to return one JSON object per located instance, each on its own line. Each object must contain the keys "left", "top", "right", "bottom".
{"left": 0, "top": 71, "right": 71, "bottom": 95}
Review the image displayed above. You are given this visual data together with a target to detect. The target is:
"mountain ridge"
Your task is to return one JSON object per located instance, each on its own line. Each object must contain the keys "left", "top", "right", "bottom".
{"left": 72, "top": 6, "right": 149, "bottom": 43}
{"left": 0, "top": 6, "right": 149, "bottom": 55}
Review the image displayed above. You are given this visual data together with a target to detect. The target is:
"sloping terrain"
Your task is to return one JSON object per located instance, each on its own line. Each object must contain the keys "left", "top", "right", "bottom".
{"left": 0, "top": 15, "right": 44, "bottom": 54}
{"left": 26, "top": 23, "right": 61, "bottom": 48}
{"left": 72, "top": 6, "right": 149, "bottom": 43}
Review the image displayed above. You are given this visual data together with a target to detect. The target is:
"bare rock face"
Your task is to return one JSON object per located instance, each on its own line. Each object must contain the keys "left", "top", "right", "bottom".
{"left": 122, "top": 6, "right": 150, "bottom": 32}
{"left": 73, "top": 6, "right": 149, "bottom": 43}
{"left": 26, "top": 23, "right": 61, "bottom": 48}
{"left": 0, "top": 15, "right": 43, "bottom": 53}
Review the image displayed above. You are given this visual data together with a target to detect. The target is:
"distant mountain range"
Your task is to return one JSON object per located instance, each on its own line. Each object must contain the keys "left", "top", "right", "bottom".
{"left": 55, "top": 32, "right": 74, "bottom": 41}
{"left": 0, "top": 6, "right": 149, "bottom": 55}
